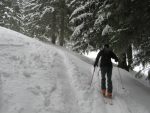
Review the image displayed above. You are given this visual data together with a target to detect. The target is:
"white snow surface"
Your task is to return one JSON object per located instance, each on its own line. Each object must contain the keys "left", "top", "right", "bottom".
{"left": 102, "top": 24, "right": 113, "bottom": 36}
{"left": 0, "top": 26, "right": 150, "bottom": 113}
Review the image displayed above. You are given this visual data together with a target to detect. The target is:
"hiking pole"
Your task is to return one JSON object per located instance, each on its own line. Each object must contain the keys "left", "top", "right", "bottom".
{"left": 117, "top": 67, "right": 125, "bottom": 89}
{"left": 98, "top": 68, "right": 101, "bottom": 82}
{"left": 90, "top": 67, "right": 96, "bottom": 87}
{"left": 98, "top": 68, "right": 101, "bottom": 90}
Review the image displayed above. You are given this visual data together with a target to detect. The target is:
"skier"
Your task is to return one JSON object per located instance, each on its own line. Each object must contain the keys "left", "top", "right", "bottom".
{"left": 94, "top": 44, "right": 118, "bottom": 98}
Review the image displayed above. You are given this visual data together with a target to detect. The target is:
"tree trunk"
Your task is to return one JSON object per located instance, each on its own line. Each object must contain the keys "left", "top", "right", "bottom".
{"left": 127, "top": 44, "right": 133, "bottom": 70}
{"left": 118, "top": 53, "right": 129, "bottom": 71}
{"left": 51, "top": 12, "right": 57, "bottom": 44}
{"left": 59, "top": 0, "right": 65, "bottom": 46}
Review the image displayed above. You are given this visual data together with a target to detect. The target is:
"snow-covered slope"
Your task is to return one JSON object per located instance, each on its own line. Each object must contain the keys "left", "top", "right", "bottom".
{"left": 0, "top": 26, "right": 150, "bottom": 113}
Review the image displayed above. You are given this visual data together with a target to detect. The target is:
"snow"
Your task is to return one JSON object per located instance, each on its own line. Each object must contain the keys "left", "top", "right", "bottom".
{"left": 94, "top": 15, "right": 104, "bottom": 26}
{"left": 70, "top": 2, "right": 90, "bottom": 19}
{"left": 72, "top": 22, "right": 84, "bottom": 37}
{"left": 102, "top": 24, "right": 113, "bottom": 36}
{"left": 0, "top": 1, "right": 2, "bottom": 5}
{"left": 70, "top": 13, "right": 93, "bottom": 24}
{"left": 107, "top": 12, "right": 111, "bottom": 18}
{"left": 67, "top": 0, "right": 76, "bottom": 7}
{"left": 70, "top": 5, "right": 85, "bottom": 18}
{"left": 31, "top": 4, "right": 41, "bottom": 10}
{"left": 0, "top": 26, "right": 150, "bottom": 113}
{"left": 40, "top": 6, "right": 54, "bottom": 18}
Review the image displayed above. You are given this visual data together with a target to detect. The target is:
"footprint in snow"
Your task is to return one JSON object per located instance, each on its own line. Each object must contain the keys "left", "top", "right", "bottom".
{"left": 27, "top": 87, "right": 40, "bottom": 96}
{"left": 23, "top": 72, "right": 31, "bottom": 78}
{"left": 1, "top": 72, "right": 10, "bottom": 78}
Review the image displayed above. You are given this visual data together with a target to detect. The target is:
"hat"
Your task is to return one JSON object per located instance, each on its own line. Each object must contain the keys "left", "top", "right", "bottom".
{"left": 104, "top": 44, "right": 109, "bottom": 48}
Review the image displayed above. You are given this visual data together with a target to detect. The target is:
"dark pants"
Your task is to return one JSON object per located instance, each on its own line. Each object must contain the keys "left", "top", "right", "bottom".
{"left": 100, "top": 66, "right": 113, "bottom": 93}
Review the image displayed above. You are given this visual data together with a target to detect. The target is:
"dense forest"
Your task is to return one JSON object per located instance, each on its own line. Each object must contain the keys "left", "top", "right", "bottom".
{"left": 0, "top": 0, "right": 150, "bottom": 71}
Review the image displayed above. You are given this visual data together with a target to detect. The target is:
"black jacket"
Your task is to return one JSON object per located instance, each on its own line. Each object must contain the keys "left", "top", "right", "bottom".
{"left": 94, "top": 48, "right": 118, "bottom": 67}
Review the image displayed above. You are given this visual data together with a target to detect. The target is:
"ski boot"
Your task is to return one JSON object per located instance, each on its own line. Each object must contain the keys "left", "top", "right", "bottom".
{"left": 107, "top": 92, "right": 112, "bottom": 99}
{"left": 101, "top": 89, "right": 106, "bottom": 97}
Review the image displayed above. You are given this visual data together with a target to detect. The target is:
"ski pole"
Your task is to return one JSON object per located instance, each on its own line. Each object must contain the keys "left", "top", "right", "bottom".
{"left": 117, "top": 67, "right": 125, "bottom": 89}
{"left": 90, "top": 67, "right": 95, "bottom": 86}
{"left": 98, "top": 68, "right": 101, "bottom": 81}
{"left": 98, "top": 69, "right": 101, "bottom": 90}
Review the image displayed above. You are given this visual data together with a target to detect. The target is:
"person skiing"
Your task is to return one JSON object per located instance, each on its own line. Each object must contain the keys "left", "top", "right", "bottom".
{"left": 94, "top": 44, "right": 118, "bottom": 98}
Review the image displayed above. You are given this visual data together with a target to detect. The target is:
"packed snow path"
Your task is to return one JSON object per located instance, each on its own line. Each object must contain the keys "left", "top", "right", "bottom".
{"left": 0, "top": 27, "right": 150, "bottom": 113}
{"left": 0, "top": 29, "right": 81, "bottom": 113}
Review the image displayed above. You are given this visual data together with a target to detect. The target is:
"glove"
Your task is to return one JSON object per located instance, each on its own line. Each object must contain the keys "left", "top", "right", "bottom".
{"left": 115, "top": 58, "right": 119, "bottom": 62}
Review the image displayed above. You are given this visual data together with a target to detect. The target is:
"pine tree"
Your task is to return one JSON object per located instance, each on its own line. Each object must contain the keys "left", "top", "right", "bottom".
{"left": 70, "top": 0, "right": 150, "bottom": 70}
{"left": 70, "top": 0, "right": 104, "bottom": 53}
{"left": 130, "top": 0, "right": 150, "bottom": 67}
{"left": 105, "top": 0, "right": 150, "bottom": 69}
{"left": 0, "top": 0, "right": 5, "bottom": 26}
{"left": 23, "top": 0, "right": 57, "bottom": 43}
{"left": 0, "top": 0, "right": 22, "bottom": 32}
{"left": 58, "top": 0, "right": 72, "bottom": 46}
{"left": 23, "top": 0, "right": 71, "bottom": 46}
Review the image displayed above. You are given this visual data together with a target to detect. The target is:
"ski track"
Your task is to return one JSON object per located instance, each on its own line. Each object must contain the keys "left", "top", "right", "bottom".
{"left": 54, "top": 44, "right": 149, "bottom": 113}
{"left": 89, "top": 67, "right": 150, "bottom": 113}
{"left": 0, "top": 42, "right": 149, "bottom": 113}
{"left": 56, "top": 48, "right": 93, "bottom": 113}
{"left": 0, "top": 42, "right": 81, "bottom": 113}
{"left": 48, "top": 48, "right": 81, "bottom": 113}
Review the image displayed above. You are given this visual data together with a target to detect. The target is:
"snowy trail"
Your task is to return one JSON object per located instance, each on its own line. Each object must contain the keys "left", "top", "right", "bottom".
{"left": 59, "top": 51, "right": 132, "bottom": 113}
{"left": 0, "top": 43, "right": 81, "bottom": 112}
{"left": 0, "top": 26, "right": 150, "bottom": 113}
{"left": 113, "top": 68, "right": 150, "bottom": 113}
{"left": 0, "top": 26, "right": 82, "bottom": 113}
{"left": 89, "top": 67, "right": 150, "bottom": 113}
{"left": 47, "top": 49, "right": 81, "bottom": 113}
